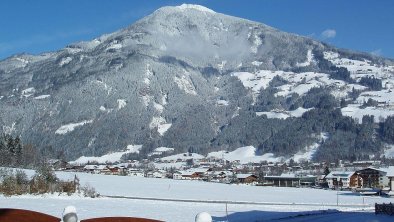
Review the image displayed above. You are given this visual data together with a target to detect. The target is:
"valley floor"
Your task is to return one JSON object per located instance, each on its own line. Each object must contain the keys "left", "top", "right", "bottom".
{"left": 1, "top": 171, "right": 394, "bottom": 221}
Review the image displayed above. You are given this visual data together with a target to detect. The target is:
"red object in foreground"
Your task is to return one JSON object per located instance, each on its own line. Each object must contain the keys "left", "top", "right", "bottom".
{"left": 0, "top": 209, "right": 164, "bottom": 222}
{"left": 0, "top": 208, "right": 60, "bottom": 222}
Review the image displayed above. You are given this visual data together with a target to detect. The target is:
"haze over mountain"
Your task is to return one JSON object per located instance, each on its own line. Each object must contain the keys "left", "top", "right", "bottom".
{"left": 1, "top": 4, "right": 394, "bottom": 162}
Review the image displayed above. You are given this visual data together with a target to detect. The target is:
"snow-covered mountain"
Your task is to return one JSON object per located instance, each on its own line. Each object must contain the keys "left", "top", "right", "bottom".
{"left": 1, "top": 4, "right": 394, "bottom": 161}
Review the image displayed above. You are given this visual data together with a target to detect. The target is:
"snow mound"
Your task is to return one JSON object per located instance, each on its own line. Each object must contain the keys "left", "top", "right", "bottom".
{"left": 70, "top": 145, "right": 142, "bottom": 164}
{"left": 55, "top": 120, "right": 93, "bottom": 135}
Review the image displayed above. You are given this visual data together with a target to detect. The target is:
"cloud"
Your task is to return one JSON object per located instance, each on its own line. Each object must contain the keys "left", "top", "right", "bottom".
{"left": 321, "top": 29, "right": 336, "bottom": 39}
{"left": 371, "top": 49, "right": 382, "bottom": 56}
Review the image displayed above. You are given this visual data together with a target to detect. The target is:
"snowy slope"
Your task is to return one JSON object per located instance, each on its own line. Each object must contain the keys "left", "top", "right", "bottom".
{"left": 70, "top": 145, "right": 142, "bottom": 164}
{"left": 208, "top": 146, "right": 283, "bottom": 163}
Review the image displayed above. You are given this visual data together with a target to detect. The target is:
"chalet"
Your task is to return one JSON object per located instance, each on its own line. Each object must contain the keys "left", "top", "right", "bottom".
{"left": 355, "top": 167, "right": 388, "bottom": 188}
{"left": 264, "top": 173, "right": 316, "bottom": 187}
{"left": 325, "top": 172, "right": 357, "bottom": 189}
{"left": 236, "top": 174, "right": 258, "bottom": 184}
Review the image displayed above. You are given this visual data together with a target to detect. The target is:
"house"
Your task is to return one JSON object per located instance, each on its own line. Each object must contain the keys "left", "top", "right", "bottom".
{"left": 385, "top": 166, "right": 394, "bottom": 195}
{"left": 172, "top": 170, "right": 203, "bottom": 180}
{"left": 146, "top": 170, "right": 166, "bottom": 178}
{"left": 48, "top": 159, "right": 69, "bottom": 170}
{"left": 211, "top": 171, "right": 233, "bottom": 183}
{"left": 128, "top": 168, "right": 144, "bottom": 177}
{"left": 173, "top": 171, "right": 183, "bottom": 180}
{"left": 236, "top": 174, "right": 258, "bottom": 184}
{"left": 264, "top": 173, "right": 316, "bottom": 187}
{"left": 325, "top": 171, "right": 357, "bottom": 189}
{"left": 83, "top": 165, "right": 98, "bottom": 173}
{"left": 95, "top": 165, "right": 109, "bottom": 174}
{"left": 355, "top": 167, "right": 388, "bottom": 188}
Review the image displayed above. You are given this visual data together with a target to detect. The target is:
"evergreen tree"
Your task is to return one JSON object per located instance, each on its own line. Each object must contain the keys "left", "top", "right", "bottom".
{"left": 324, "top": 166, "right": 330, "bottom": 176}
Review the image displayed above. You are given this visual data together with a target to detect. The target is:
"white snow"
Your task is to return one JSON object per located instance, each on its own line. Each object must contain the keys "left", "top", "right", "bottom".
{"left": 291, "top": 143, "right": 319, "bottom": 162}
{"left": 149, "top": 147, "right": 175, "bottom": 156}
{"left": 232, "top": 71, "right": 276, "bottom": 93}
{"left": 14, "top": 57, "right": 29, "bottom": 67}
{"left": 158, "top": 123, "right": 172, "bottom": 135}
{"left": 251, "top": 61, "right": 263, "bottom": 66}
{"left": 59, "top": 57, "right": 72, "bottom": 67}
{"left": 144, "top": 64, "right": 153, "bottom": 85}
{"left": 296, "top": 49, "right": 314, "bottom": 67}
{"left": 34, "top": 94, "right": 50, "bottom": 100}
{"left": 208, "top": 146, "right": 283, "bottom": 164}
{"left": 99, "top": 106, "right": 106, "bottom": 111}
{"left": 217, "top": 100, "right": 229, "bottom": 106}
{"left": 217, "top": 60, "right": 227, "bottom": 71}
{"left": 117, "top": 99, "right": 127, "bottom": 110}
{"left": 356, "top": 90, "right": 394, "bottom": 105}
{"left": 106, "top": 43, "right": 122, "bottom": 51}
{"left": 2, "top": 122, "right": 16, "bottom": 134}
{"left": 250, "top": 33, "right": 262, "bottom": 54}
{"left": 2, "top": 171, "right": 394, "bottom": 222}
{"left": 55, "top": 120, "right": 93, "bottom": 135}
{"left": 150, "top": 116, "right": 172, "bottom": 136}
{"left": 141, "top": 95, "right": 152, "bottom": 107}
{"left": 341, "top": 104, "right": 394, "bottom": 123}
{"left": 155, "top": 147, "right": 175, "bottom": 153}
{"left": 161, "top": 153, "right": 205, "bottom": 161}
{"left": 383, "top": 144, "right": 394, "bottom": 158}
{"left": 21, "top": 87, "right": 35, "bottom": 97}
{"left": 174, "top": 75, "right": 197, "bottom": 95}
{"left": 70, "top": 145, "right": 142, "bottom": 165}
{"left": 176, "top": 4, "right": 216, "bottom": 14}
{"left": 153, "top": 102, "right": 164, "bottom": 113}
{"left": 256, "top": 107, "right": 312, "bottom": 119}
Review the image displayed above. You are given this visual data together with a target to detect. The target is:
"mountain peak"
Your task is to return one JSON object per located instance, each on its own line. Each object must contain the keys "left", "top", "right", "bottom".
{"left": 174, "top": 4, "right": 216, "bottom": 14}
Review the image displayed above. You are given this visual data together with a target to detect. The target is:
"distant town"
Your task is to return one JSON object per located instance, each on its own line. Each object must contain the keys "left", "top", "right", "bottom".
{"left": 49, "top": 154, "right": 394, "bottom": 196}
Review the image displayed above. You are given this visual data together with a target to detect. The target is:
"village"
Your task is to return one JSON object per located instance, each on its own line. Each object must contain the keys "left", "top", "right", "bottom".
{"left": 48, "top": 153, "right": 394, "bottom": 196}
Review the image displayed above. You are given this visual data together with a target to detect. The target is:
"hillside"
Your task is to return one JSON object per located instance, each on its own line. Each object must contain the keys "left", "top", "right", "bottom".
{"left": 1, "top": 4, "right": 394, "bottom": 162}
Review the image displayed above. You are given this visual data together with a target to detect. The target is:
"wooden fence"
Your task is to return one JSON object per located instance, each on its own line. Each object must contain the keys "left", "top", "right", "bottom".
{"left": 375, "top": 203, "right": 394, "bottom": 216}
{"left": 0, "top": 209, "right": 163, "bottom": 222}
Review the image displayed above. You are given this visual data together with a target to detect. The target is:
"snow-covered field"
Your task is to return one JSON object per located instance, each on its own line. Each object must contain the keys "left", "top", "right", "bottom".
{"left": 1, "top": 171, "right": 393, "bottom": 221}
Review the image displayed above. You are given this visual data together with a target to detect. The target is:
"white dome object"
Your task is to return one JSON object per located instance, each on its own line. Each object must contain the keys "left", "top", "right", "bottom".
{"left": 195, "top": 212, "right": 212, "bottom": 222}
{"left": 62, "top": 206, "right": 78, "bottom": 222}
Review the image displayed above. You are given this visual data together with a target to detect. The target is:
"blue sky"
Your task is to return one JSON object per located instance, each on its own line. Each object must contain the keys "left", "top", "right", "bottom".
{"left": 1, "top": 0, "right": 393, "bottom": 60}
